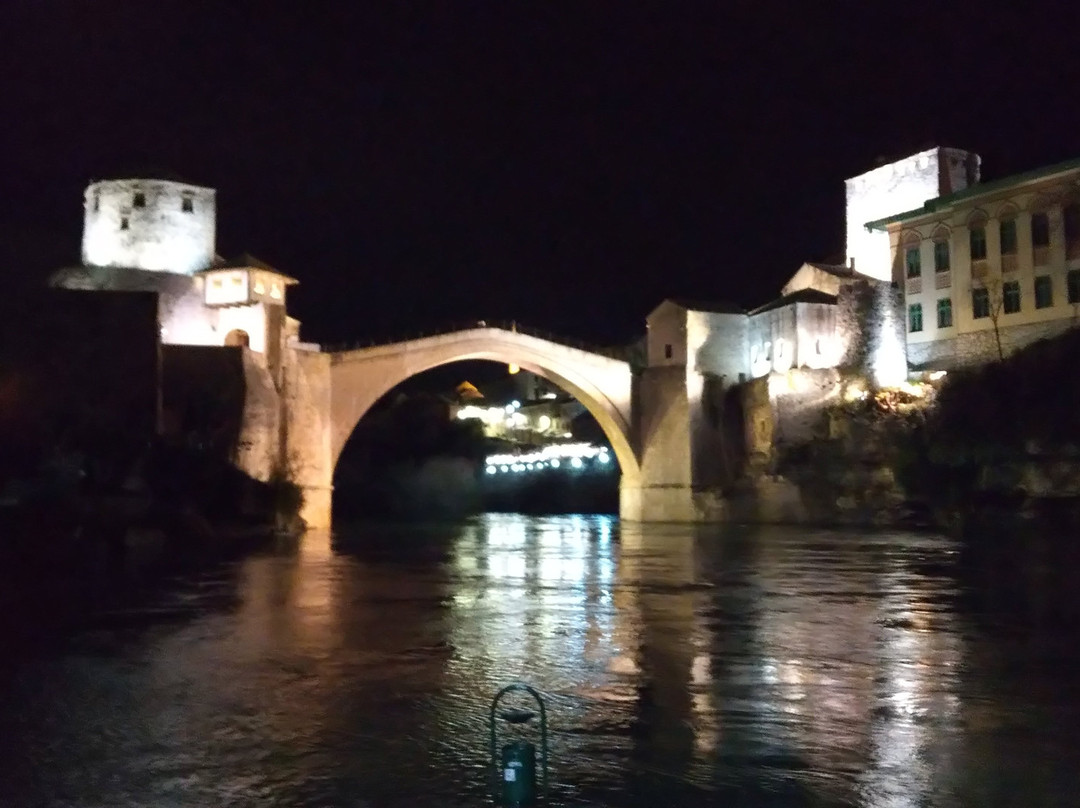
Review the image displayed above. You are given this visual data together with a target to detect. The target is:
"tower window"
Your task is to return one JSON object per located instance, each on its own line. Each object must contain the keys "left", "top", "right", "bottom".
{"left": 120, "top": 217, "right": 129, "bottom": 231}
{"left": 93, "top": 192, "right": 100, "bottom": 212}
{"left": 664, "top": 343, "right": 673, "bottom": 359}
{"left": 133, "top": 192, "right": 146, "bottom": 208}
{"left": 182, "top": 196, "right": 194, "bottom": 213}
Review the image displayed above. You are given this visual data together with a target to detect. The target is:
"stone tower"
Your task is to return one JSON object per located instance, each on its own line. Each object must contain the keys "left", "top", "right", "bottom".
{"left": 82, "top": 179, "right": 216, "bottom": 274}
{"left": 845, "top": 147, "right": 981, "bottom": 282}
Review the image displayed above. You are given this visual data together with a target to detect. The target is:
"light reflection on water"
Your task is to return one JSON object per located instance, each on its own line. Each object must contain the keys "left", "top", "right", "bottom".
{"left": 0, "top": 515, "right": 1078, "bottom": 806}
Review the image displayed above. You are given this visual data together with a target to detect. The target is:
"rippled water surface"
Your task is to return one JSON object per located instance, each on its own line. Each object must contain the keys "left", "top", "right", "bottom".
{"left": 2, "top": 515, "right": 1079, "bottom": 807}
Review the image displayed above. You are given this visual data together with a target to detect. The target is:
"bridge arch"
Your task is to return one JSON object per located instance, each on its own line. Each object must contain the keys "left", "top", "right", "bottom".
{"left": 328, "top": 328, "right": 640, "bottom": 494}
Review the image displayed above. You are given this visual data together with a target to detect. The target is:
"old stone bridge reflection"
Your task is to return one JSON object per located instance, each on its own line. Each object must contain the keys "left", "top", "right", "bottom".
{"left": 3, "top": 518, "right": 1078, "bottom": 805}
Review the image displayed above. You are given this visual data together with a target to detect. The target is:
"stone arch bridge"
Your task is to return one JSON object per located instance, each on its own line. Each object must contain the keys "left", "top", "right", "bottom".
{"left": 294, "top": 325, "right": 694, "bottom": 528}
{"left": 329, "top": 325, "right": 639, "bottom": 480}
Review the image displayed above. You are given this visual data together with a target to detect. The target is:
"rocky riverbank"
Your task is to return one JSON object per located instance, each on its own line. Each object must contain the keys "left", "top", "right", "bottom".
{"left": 717, "top": 329, "right": 1080, "bottom": 534}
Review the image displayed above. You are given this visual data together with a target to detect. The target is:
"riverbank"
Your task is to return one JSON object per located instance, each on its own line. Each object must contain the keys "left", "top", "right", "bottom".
{"left": 0, "top": 444, "right": 306, "bottom": 646}
{"left": 0, "top": 497, "right": 289, "bottom": 647}
{"left": 715, "top": 330, "right": 1080, "bottom": 535}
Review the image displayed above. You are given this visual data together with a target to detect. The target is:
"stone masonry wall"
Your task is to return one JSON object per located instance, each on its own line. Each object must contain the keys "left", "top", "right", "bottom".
{"left": 82, "top": 179, "right": 216, "bottom": 275}
{"left": 284, "top": 349, "right": 333, "bottom": 528}
{"left": 837, "top": 278, "right": 907, "bottom": 386}
{"left": 908, "top": 317, "right": 1080, "bottom": 368}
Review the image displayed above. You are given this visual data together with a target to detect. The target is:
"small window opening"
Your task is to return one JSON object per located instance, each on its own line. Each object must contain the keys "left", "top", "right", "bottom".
{"left": 133, "top": 192, "right": 146, "bottom": 208}
{"left": 182, "top": 196, "right": 194, "bottom": 213}
{"left": 93, "top": 193, "right": 100, "bottom": 212}
{"left": 120, "top": 217, "right": 129, "bottom": 231}
{"left": 664, "top": 343, "right": 673, "bottom": 359}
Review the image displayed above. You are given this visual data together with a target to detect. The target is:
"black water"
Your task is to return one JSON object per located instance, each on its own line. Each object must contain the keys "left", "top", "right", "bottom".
{"left": 1, "top": 515, "right": 1078, "bottom": 806}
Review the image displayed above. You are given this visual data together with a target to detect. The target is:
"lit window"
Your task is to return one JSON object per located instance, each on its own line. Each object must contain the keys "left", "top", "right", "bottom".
{"left": 212, "top": 277, "right": 223, "bottom": 289}
{"left": 254, "top": 280, "right": 266, "bottom": 294}
{"left": 999, "top": 218, "right": 1017, "bottom": 255}
{"left": 933, "top": 239, "right": 950, "bottom": 272}
{"left": 908, "top": 303, "right": 923, "bottom": 333}
{"left": 1031, "top": 212, "right": 1050, "bottom": 247}
{"left": 182, "top": 196, "right": 194, "bottom": 213}
{"left": 1034, "top": 275, "right": 1053, "bottom": 309}
{"left": 232, "top": 274, "right": 243, "bottom": 286}
{"left": 972, "top": 287, "right": 990, "bottom": 319}
{"left": 270, "top": 283, "right": 282, "bottom": 299}
{"left": 969, "top": 225, "right": 987, "bottom": 261}
{"left": 1003, "top": 280, "right": 1021, "bottom": 314}
{"left": 664, "top": 343, "right": 672, "bottom": 359}
{"left": 133, "top": 191, "right": 146, "bottom": 208}
{"left": 937, "top": 297, "right": 953, "bottom": 328}
{"left": 120, "top": 216, "right": 129, "bottom": 231}
{"left": 905, "top": 246, "right": 921, "bottom": 278}
{"left": 1069, "top": 269, "right": 1080, "bottom": 304}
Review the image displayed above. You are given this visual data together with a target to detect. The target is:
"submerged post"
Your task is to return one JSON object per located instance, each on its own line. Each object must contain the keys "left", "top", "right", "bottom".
{"left": 489, "top": 682, "right": 548, "bottom": 806}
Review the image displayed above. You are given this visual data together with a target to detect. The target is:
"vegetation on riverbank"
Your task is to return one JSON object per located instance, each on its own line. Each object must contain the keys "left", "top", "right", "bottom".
{"left": 893, "top": 329, "right": 1080, "bottom": 531}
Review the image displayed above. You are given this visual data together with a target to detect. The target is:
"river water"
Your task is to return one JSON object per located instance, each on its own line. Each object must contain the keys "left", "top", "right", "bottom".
{"left": 1, "top": 514, "right": 1079, "bottom": 807}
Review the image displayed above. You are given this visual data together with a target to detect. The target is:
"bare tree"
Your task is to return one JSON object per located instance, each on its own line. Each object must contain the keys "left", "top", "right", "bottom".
{"left": 973, "top": 275, "right": 1006, "bottom": 361}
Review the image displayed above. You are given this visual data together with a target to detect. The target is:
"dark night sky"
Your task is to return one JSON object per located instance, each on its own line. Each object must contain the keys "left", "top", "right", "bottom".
{"left": 3, "top": 2, "right": 1079, "bottom": 347}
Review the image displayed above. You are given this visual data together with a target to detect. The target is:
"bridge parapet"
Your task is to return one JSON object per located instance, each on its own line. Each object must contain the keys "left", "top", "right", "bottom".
{"left": 324, "top": 320, "right": 632, "bottom": 361}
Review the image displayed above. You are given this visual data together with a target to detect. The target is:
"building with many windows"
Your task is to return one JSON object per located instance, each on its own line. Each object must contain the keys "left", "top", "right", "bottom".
{"left": 865, "top": 155, "right": 1080, "bottom": 368}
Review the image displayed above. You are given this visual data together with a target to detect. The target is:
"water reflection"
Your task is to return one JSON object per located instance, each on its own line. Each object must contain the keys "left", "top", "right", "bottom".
{"left": 0, "top": 517, "right": 1078, "bottom": 806}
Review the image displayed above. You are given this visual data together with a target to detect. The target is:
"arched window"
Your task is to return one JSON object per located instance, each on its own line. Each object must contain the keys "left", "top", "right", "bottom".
{"left": 968, "top": 211, "right": 988, "bottom": 268}
{"left": 1064, "top": 199, "right": 1080, "bottom": 260}
{"left": 998, "top": 205, "right": 1019, "bottom": 272}
{"left": 931, "top": 225, "right": 951, "bottom": 273}
{"left": 902, "top": 231, "right": 922, "bottom": 279}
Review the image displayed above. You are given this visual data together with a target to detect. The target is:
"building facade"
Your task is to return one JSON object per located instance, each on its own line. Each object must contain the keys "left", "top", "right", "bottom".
{"left": 866, "top": 155, "right": 1080, "bottom": 368}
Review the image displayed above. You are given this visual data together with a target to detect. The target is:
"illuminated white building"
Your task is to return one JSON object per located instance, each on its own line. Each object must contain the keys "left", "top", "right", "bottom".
{"left": 55, "top": 179, "right": 315, "bottom": 366}
{"left": 865, "top": 153, "right": 1080, "bottom": 368}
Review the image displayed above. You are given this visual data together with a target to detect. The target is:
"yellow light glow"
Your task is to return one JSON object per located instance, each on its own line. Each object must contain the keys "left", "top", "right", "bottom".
{"left": 844, "top": 382, "right": 868, "bottom": 402}
{"left": 508, "top": 363, "right": 520, "bottom": 374}
{"left": 928, "top": 370, "right": 947, "bottom": 381}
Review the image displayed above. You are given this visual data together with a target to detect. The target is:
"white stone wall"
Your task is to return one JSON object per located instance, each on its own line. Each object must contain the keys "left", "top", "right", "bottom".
{"left": 82, "top": 179, "right": 216, "bottom": 274}
{"left": 645, "top": 301, "right": 688, "bottom": 366}
{"left": 845, "top": 147, "right": 979, "bottom": 281}
{"left": 686, "top": 310, "right": 747, "bottom": 382}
